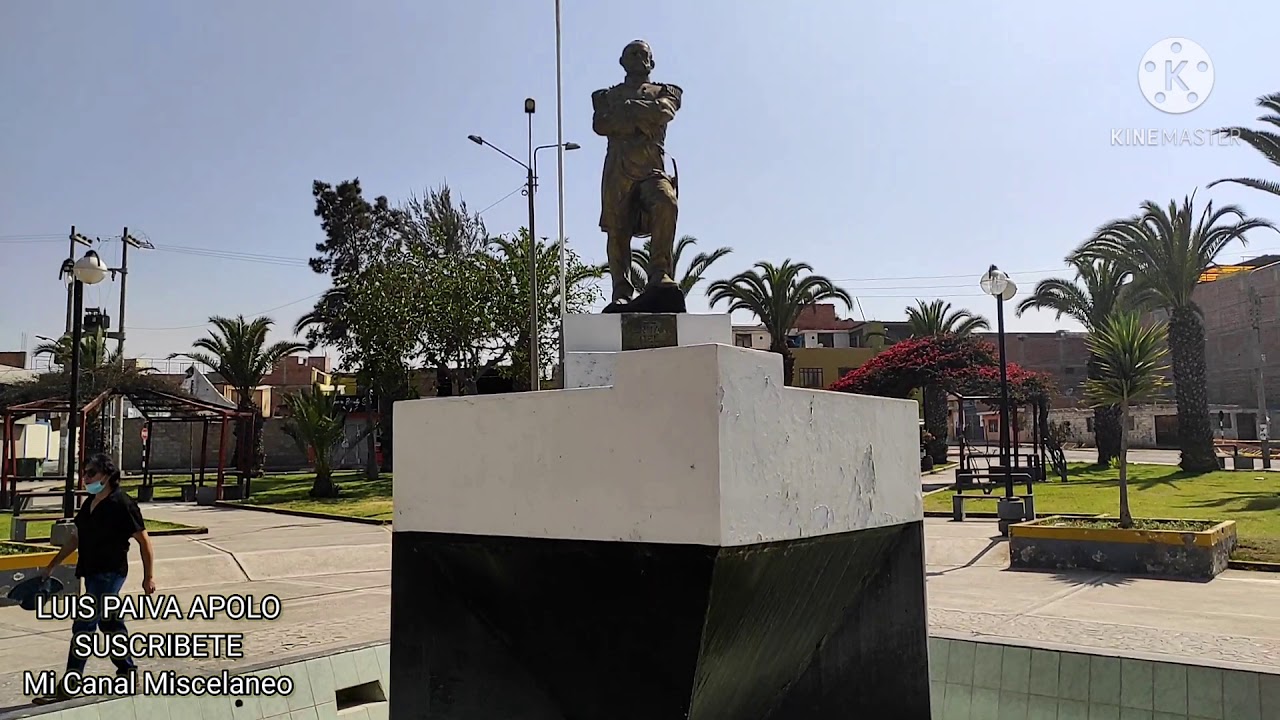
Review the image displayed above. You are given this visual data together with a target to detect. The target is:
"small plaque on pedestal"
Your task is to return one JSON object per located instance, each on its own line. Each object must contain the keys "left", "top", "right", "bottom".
{"left": 620, "top": 314, "right": 678, "bottom": 350}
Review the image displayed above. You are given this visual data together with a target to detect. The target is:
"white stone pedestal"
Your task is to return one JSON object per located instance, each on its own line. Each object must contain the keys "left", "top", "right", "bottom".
{"left": 562, "top": 312, "right": 732, "bottom": 389}
{"left": 391, "top": 343, "right": 930, "bottom": 718}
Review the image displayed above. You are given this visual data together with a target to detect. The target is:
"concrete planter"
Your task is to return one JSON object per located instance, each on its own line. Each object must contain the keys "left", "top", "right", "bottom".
{"left": 1009, "top": 516, "right": 1237, "bottom": 580}
{"left": 0, "top": 545, "right": 78, "bottom": 607}
{"left": 195, "top": 486, "right": 219, "bottom": 506}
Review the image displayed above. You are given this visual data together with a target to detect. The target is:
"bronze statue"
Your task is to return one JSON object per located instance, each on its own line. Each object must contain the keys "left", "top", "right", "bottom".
{"left": 593, "top": 39, "right": 686, "bottom": 314}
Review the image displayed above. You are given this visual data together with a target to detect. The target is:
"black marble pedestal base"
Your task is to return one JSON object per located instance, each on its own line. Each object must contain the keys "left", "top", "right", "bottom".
{"left": 390, "top": 522, "right": 930, "bottom": 719}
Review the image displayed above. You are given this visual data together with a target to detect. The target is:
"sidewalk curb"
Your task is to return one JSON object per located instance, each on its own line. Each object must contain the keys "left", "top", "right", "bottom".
{"left": 16, "top": 525, "right": 207, "bottom": 544}
{"left": 1227, "top": 559, "right": 1280, "bottom": 573}
{"left": 212, "top": 501, "right": 391, "bottom": 526}
{"left": 921, "top": 462, "right": 959, "bottom": 477}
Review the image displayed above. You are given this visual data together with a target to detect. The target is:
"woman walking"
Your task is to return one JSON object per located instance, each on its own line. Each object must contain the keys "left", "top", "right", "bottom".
{"left": 33, "top": 453, "right": 156, "bottom": 704}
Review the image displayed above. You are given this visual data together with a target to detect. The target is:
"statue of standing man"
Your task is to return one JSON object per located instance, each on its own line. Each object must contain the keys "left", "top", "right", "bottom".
{"left": 593, "top": 40, "right": 686, "bottom": 314}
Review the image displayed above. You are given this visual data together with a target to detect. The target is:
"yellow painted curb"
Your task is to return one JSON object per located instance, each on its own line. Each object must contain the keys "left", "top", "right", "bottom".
{"left": 0, "top": 548, "right": 77, "bottom": 572}
{"left": 1010, "top": 516, "right": 1235, "bottom": 548}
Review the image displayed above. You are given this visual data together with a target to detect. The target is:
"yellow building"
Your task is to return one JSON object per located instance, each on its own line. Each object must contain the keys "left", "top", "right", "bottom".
{"left": 790, "top": 347, "right": 879, "bottom": 389}
{"left": 732, "top": 305, "right": 890, "bottom": 389}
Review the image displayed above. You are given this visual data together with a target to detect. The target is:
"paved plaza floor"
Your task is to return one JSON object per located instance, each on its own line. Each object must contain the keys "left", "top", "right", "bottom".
{"left": 0, "top": 502, "right": 1277, "bottom": 714}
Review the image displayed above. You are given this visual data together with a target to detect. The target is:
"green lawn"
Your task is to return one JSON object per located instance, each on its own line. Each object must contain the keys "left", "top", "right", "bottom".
{"left": 119, "top": 472, "right": 309, "bottom": 500}
{"left": 232, "top": 471, "right": 393, "bottom": 520}
{"left": 925, "top": 463, "right": 1280, "bottom": 562}
{"left": 115, "top": 470, "right": 392, "bottom": 521}
{"left": 0, "top": 514, "right": 192, "bottom": 544}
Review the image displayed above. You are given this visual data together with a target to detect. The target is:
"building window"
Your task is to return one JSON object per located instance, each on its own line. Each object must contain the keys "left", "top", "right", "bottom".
{"left": 734, "top": 333, "right": 753, "bottom": 348}
{"left": 1217, "top": 411, "right": 1233, "bottom": 429}
{"left": 1086, "top": 417, "right": 1095, "bottom": 433}
{"left": 817, "top": 332, "right": 835, "bottom": 348}
{"left": 848, "top": 332, "right": 862, "bottom": 348}
{"left": 1128, "top": 415, "right": 1137, "bottom": 431}
{"left": 797, "top": 368, "right": 824, "bottom": 388}
{"left": 786, "top": 334, "right": 804, "bottom": 348}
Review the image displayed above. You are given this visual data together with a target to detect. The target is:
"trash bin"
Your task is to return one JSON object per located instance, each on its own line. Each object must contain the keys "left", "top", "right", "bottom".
{"left": 14, "top": 458, "right": 42, "bottom": 478}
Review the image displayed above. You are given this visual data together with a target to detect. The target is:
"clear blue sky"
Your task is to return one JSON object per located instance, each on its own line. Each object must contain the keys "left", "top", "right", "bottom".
{"left": 4, "top": 0, "right": 1280, "bottom": 362}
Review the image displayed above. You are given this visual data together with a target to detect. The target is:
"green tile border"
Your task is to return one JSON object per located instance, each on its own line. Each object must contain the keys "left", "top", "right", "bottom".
{"left": 927, "top": 635, "right": 1280, "bottom": 720}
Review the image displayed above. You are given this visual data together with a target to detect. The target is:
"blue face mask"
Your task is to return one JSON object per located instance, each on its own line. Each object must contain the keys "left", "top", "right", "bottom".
{"left": 86, "top": 481, "right": 105, "bottom": 494}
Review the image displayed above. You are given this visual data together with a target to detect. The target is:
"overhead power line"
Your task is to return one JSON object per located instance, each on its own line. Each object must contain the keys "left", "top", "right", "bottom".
{"left": 126, "top": 291, "right": 326, "bottom": 332}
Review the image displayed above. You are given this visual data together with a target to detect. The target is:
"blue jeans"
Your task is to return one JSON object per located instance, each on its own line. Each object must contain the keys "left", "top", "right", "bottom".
{"left": 66, "top": 572, "right": 136, "bottom": 675}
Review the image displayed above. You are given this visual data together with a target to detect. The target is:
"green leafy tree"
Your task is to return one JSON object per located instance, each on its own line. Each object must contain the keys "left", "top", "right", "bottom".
{"left": 1016, "top": 257, "right": 1143, "bottom": 467}
{"left": 1083, "top": 312, "right": 1170, "bottom": 528}
{"left": 303, "top": 179, "right": 408, "bottom": 348}
{"left": 489, "top": 231, "right": 604, "bottom": 390}
{"left": 332, "top": 246, "right": 427, "bottom": 476}
{"left": 409, "top": 244, "right": 523, "bottom": 396}
{"left": 173, "top": 315, "right": 307, "bottom": 476}
{"left": 629, "top": 235, "right": 733, "bottom": 296}
{"left": 1074, "top": 194, "right": 1274, "bottom": 472}
{"left": 282, "top": 385, "right": 349, "bottom": 499}
{"left": 905, "top": 299, "right": 990, "bottom": 464}
{"left": 304, "top": 180, "right": 446, "bottom": 473}
{"left": 708, "top": 260, "right": 853, "bottom": 386}
{"left": 1208, "top": 92, "right": 1280, "bottom": 198}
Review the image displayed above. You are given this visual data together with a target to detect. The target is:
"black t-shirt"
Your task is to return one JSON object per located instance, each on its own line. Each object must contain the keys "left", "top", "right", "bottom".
{"left": 73, "top": 488, "right": 146, "bottom": 578}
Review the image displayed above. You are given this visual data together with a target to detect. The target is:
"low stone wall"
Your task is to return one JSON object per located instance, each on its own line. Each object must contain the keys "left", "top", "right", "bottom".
{"left": 119, "top": 417, "right": 373, "bottom": 473}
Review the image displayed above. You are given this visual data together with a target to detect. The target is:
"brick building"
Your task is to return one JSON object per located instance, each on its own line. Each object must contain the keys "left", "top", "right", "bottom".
{"left": 973, "top": 330, "right": 1092, "bottom": 408}
{"left": 1145, "top": 256, "right": 1280, "bottom": 417}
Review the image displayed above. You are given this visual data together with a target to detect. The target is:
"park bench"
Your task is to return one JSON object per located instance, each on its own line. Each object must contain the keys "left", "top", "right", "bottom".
{"left": 9, "top": 490, "right": 89, "bottom": 543}
{"left": 952, "top": 470, "right": 1036, "bottom": 522}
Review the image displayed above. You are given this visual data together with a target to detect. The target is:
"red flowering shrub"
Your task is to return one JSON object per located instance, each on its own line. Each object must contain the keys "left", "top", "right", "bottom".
{"left": 829, "top": 334, "right": 1051, "bottom": 403}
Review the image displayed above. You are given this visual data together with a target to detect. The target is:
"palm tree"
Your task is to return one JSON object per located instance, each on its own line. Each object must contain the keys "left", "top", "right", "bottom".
{"left": 1016, "top": 257, "right": 1141, "bottom": 467}
{"left": 1208, "top": 92, "right": 1280, "bottom": 198}
{"left": 282, "top": 385, "right": 348, "bottom": 498}
{"left": 630, "top": 235, "right": 733, "bottom": 296}
{"left": 1074, "top": 194, "right": 1274, "bottom": 472}
{"left": 1084, "top": 312, "right": 1170, "bottom": 527}
{"left": 904, "top": 300, "right": 990, "bottom": 463}
{"left": 172, "top": 315, "right": 308, "bottom": 477}
{"left": 33, "top": 332, "right": 115, "bottom": 369}
{"left": 294, "top": 286, "right": 348, "bottom": 348}
{"left": 905, "top": 299, "right": 990, "bottom": 337}
{"left": 707, "top": 260, "right": 852, "bottom": 386}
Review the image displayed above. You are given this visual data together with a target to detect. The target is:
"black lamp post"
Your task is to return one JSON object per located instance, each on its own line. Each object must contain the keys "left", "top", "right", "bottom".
{"left": 980, "top": 265, "right": 1022, "bottom": 532}
{"left": 57, "top": 250, "right": 109, "bottom": 521}
{"left": 467, "top": 104, "right": 579, "bottom": 390}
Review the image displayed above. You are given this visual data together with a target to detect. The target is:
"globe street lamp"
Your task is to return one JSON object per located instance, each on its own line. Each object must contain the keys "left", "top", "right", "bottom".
{"left": 980, "top": 264, "right": 1022, "bottom": 532}
{"left": 56, "top": 249, "right": 109, "bottom": 525}
{"left": 467, "top": 103, "right": 579, "bottom": 390}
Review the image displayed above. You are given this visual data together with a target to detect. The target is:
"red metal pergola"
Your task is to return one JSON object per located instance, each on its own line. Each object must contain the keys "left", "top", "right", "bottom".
{"left": 1, "top": 387, "right": 255, "bottom": 508}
